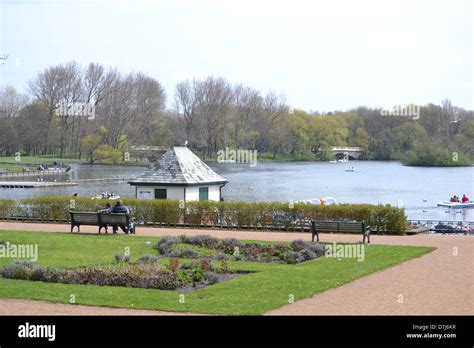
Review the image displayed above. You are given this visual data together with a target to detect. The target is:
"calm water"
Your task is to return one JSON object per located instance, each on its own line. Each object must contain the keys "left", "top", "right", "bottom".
{"left": 0, "top": 161, "right": 473, "bottom": 221}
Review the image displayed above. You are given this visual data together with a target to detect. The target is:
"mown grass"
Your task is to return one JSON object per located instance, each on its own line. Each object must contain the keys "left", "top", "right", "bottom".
{"left": 0, "top": 163, "right": 24, "bottom": 172}
{"left": 0, "top": 156, "right": 84, "bottom": 164}
{"left": 0, "top": 230, "right": 435, "bottom": 315}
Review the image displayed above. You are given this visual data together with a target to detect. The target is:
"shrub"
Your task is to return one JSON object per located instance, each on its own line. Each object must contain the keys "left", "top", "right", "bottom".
{"left": 30, "top": 267, "right": 48, "bottom": 281}
{"left": 290, "top": 240, "right": 327, "bottom": 257}
{"left": 168, "top": 258, "right": 180, "bottom": 273}
{"left": 299, "top": 248, "right": 317, "bottom": 261}
{"left": 204, "top": 272, "right": 219, "bottom": 285}
{"left": 65, "top": 267, "right": 181, "bottom": 289}
{"left": 157, "top": 236, "right": 179, "bottom": 255}
{"left": 306, "top": 243, "right": 327, "bottom": 257}
{"left": 0, "top": 260, "right": 35, "bottom": 279}
{"left": 0, "top": 200, "right": 16, "bottom": 219}
{"left": 15, "top": 196, "right": 407, "bottom": 234}
{"left": 220, "top": 259, "right": 229, "bottom": 273}
{"left": 212, "top": 253, "right": 227, "bottom": 261}
{"left": 137, "top": 254, "right": 158, "bottom": 264}
{"left": 114, "top": 253, "right": 123, "bottom": 262}
{"left": 221, "top": 238, "right": 243, "bottom": 254}
{"left": 290, "top": 239, "right": 308, "bottom": 252}
{"left": 282, "top": 251, "right": 302, "bottom": 264}
{"left": 199, "top": 258, "right": 212, "bottom": 272}
{"left": 182, "top": 235, "right": 219, "bottom": 249}
{"left": 191, "top": 268, "right": 204, "bottom": 282}
{"left": 169, "top": 248, "right": 200, "bottom": 259}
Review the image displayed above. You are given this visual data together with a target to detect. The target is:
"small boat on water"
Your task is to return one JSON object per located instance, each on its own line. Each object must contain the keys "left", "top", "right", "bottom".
{"left": 345, "top": 166, "right": 355, "bottom": 172}
{"left": 294, "top": 197, "right": 338, "bottom": 205}
{"left": 91, "top": 193, "right": 121, "bottom": 200}
{"left": 437, "top": 201, "right": 474, "bottom": 209}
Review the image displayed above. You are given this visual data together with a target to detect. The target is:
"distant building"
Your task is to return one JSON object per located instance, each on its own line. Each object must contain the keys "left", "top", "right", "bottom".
{"left": 128, "top": 146, "right": 228, "bottom": 201}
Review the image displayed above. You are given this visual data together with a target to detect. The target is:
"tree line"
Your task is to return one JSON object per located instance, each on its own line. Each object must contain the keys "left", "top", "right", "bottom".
{"left": 0, "top": 61, "right": 473, "bottom": 165}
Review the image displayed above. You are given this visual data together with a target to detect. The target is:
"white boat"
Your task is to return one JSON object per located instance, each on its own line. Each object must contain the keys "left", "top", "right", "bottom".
{"left": 91, "top": 194, "right": 121, "bottom": 200}
{"left": 329, "top": 160, "right": 337, "bottom": 164}
{"left": 437, "top": 201, "right": 474, "bottom": 209}
{"left": 294, "top": 197, "right": 337, "bottom": 205}
{"left": 345, "top": 166, "right": 356, "bottom": 172}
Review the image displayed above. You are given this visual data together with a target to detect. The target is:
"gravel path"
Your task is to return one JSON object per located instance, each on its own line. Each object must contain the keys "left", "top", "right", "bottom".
{"left": 0, "top": 221, "right": 472, "bottom": 315}
{"left": 0, "top": 299, "right": 196, "bottom": 316}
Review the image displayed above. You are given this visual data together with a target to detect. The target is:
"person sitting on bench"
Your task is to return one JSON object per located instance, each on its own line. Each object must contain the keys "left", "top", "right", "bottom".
{"left": 111, "top": 199, "right": 131, "bottom": 234}
{"left": 98, "top": 202, "right": 112, "bottom": 214}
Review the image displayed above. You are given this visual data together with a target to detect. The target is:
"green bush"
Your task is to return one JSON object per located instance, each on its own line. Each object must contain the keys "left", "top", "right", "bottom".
{"left": 10, "top": 195, "right": 406, "bottom": 234}
{"left": 0, "top": 200, "right": 16, "bottom": 219}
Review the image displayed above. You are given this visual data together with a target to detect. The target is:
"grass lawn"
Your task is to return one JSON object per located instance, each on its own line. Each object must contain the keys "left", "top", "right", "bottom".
{"left": 0, "top": 230, "right": 435, "bottom": 315}
{"left": 0, "top": 156, "right": 84, "bottom": 165}
{"left": 0, "top": 163, "right": 24, "bottom": 172}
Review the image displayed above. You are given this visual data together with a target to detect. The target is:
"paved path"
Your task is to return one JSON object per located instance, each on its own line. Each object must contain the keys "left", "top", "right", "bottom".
{"left": 0, "top": 299, "right": 196, "bottom": 316}
{"left": 0, "top": 221, "right": 472, "bottom": 315}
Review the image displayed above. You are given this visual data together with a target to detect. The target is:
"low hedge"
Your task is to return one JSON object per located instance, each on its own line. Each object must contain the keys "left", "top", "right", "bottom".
{"left": 2, "top": 196, "right": 407, "bottom": 234}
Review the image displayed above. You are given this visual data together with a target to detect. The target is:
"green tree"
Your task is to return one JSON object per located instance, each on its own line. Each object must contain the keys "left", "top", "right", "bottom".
{"left": 81, "top": 135, "right": 102, "bottom": 164}
{"left": 93, "top": 144, "right": 122, "bottom": 164}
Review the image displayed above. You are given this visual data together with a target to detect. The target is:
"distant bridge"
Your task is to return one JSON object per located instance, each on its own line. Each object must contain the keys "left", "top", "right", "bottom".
{"left": 330, "top": 147, "right": 365, "bottom": 159}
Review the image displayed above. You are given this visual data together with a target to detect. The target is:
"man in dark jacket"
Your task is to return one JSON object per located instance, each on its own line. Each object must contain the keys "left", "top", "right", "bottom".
{"left": 112, "top": 199, "right": 131, "bottom": 234}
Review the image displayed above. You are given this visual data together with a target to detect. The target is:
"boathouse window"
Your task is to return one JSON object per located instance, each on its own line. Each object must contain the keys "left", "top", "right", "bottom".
{"left": 199, "top": 187, "right": 209, "bottom": 201}
{"left": 154, "top": 189, "right": 167, "bottom": 199}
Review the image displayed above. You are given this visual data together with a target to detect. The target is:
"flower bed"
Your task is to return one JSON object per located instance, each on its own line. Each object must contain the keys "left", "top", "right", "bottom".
{"left": 0, "top": 235, "right": 330, "bottom": 291}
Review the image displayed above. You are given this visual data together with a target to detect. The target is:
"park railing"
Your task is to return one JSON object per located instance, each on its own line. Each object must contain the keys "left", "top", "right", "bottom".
{"left": 0, "top": 196, "right": 408, "bottom": 235}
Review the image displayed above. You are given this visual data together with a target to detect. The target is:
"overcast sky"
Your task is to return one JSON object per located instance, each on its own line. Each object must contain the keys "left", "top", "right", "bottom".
{"left": 1, "top": 0, "right": 472, "bottom": 111}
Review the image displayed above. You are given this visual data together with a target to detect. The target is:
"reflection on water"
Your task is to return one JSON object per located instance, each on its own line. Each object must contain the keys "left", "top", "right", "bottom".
{"left": 0, "top": 161, "right": 472, "bottom": 221}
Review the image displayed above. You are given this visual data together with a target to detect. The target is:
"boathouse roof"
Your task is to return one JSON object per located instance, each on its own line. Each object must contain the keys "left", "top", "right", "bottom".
{"left": 128, "top": 146, "right": 228, "bottom": 187}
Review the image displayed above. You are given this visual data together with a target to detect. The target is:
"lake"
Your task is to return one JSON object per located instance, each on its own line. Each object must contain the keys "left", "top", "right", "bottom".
{"left": 0, "top": 161, "right": 472, "bottom": 221}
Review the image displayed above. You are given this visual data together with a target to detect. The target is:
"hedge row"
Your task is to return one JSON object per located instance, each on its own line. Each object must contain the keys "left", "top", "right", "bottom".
{"left": 0, "top": 196, "right": 407, "bottom": 234}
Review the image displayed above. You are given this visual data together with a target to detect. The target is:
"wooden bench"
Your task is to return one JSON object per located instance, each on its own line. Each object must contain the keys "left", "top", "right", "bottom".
{"left": 311, "top": 221, "right": 371, "bottom": 243}
{"left": 69, "top": 211, "right": 135, "bottom": 234}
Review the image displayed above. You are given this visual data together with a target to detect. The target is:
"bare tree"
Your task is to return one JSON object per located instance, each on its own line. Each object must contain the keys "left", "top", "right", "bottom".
{"left": 175, "top": 80, "right": 198, "bottom": 142}
{"left": 29, "top": 61, "right": 84, "bottom": 157}
{"left": 194, "top": 77, "right": 234, "bottom": 156}
{"left": 97, "top": 74, "right": 135, "bottom": 149}
{"left": 128, "top": 73, "right": 166, "bottom": 144}
{"left": 0, "top": 85, "right": 29, "bottom": 118}
{"left": 230, "top": 85, "right": 263, "bottom": 148}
